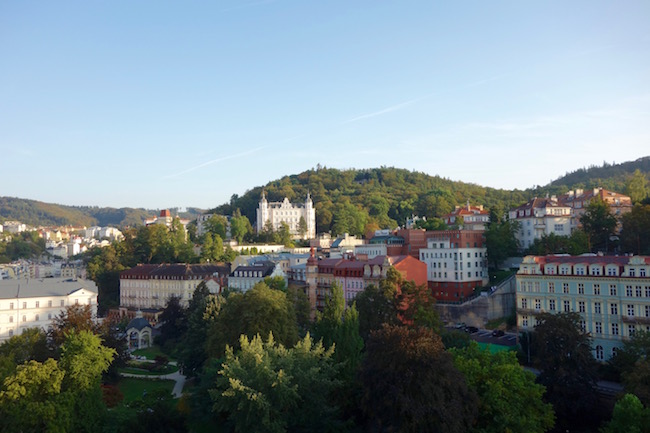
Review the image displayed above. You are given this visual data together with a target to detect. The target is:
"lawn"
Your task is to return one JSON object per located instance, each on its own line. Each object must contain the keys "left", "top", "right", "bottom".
{"left": 131, "top": 345, "right": 169, "bottom": 361}
{"left": 118, "top": 377, "right": 176, "bottom": 403}
{"left": 120, "top": 363, "right": 179, "bottom": 376}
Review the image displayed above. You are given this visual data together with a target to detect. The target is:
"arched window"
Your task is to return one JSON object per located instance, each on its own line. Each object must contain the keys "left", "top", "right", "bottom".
{"left": 612, "top": 347, "right": 619, "bottom": 359}
{"left": 595, "top": 345, "right": 604, "bottom": 361}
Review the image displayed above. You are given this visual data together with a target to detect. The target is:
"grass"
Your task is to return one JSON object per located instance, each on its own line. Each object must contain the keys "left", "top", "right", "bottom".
{"left": 131, "top": 345, "right": 169, "bottom": 361}
{"left": 118, "top": 377, "right": 176, "bottom": 403}
{"left": 120, "top": 363, "right": 179, "bottom": 376}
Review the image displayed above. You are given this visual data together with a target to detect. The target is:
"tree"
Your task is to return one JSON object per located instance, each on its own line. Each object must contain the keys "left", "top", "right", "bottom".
{"left": 205, "top": 214, "right": 228, "bottom": 240}
{"left": 620, "top": 204, "right": 650, "bottom": 255}
{"left": 297, "top": 216, "right": 308, "bottom": 239}
{"left": 211, "top": 333, "right": 343, "bottom": 433}
{"left": 526, "top": 232, "right": 589, "bottom": 256}
{"left": 49, "top": 304, "right": 100, "bottom": 347}
{"left": 177, "top": 282, "right": 225, "bottom": 378}
{"left": 206, "top": 282, "right": 299, "bottom": 358}
{"left": 610, "top": 331, "right": 650, "bottom": 406}
{"left": 355, "top": 282, "right": 399, "bottom": 341}
{"left": 580, "top": 197, "right": 618, "bottom": 253}
{"left": 485, "top": 216, "right": 519, "bottom": 269}
{"left": 157, "top": 295, "right": 187, "bottom": 350}
{"left": 360, "top": 325, "right": 477, "bottom": 433}
{"left": 200, "top": 232, "right": 223, "bottom": 263}
{"left": 532, "top": 312, "right": 599, "bottom": 431}
{"left": 601, "top": 393, "right": 650, "bottom": 433}
{"left": 625, "top": 169, "right": 648, "bottom": 204}
{"left": 59, "top": 330, "right": 116, "bottom": 392}
{"left": 311, "top": 283, "right": 364, "bottom": 381}
{"left": 452, "top": 342, "right": 554, "bottom": 433}
{"left": 230, "top": 210, "right": 253, "bottom": 244}
{"left": 0, "top": 328, "right": 51, "bottom": 378}
{"left": 277, "top": 222, "right": 293, "bottom": 247}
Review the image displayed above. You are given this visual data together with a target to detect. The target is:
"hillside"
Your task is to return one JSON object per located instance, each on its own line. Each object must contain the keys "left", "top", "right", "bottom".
{"left": 0, "top": 197, "right": 204, "bottom": 228}
{"left": 2, "top": 157, "right": 647, "bottom": 231}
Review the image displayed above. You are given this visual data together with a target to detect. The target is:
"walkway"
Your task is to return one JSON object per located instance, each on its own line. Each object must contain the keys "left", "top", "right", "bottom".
{"left": 119, "top": 361, "right": 186, "bottom": 398}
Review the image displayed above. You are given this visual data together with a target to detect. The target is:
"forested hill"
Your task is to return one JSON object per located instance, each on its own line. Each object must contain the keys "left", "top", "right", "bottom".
{"left": 547, "top": 157, "right": 650, "bottom": 193}
{"left": 0, "top": 197, "right": 203, "bottom": 228}
{"left": 213, "top": 167, "right": 531, "bottom": 236}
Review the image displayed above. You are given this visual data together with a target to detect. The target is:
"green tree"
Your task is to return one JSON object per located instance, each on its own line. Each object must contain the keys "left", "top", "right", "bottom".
{"left": 452, "top": 342, "right": 554, "bottom": 433}
{"left": 620, "top": 204, "right": 650, "bottom": 255}
{"left": 157, "top": 295, "right": 187, "bottom": 350}
{"left": 297, "top": 216, "right": 308, "bottom": 239}
{"left": 230, "top": 210, "right": 253, "bottom": 244}
{"left": 360, "top": 324, "right": 477, "bottom": 433}
{"left": 277, "top": 221, "right": 293, "bottom": 247}
{"left": 355, "top": 282, "right": 399, "bottom": 341}
{"left": 485, "top": 216, "right": 520, "bottom": 269}
{"left": 211, "top": 333, "right": 342, "bottom": 433}
{"left": 177, "top": 282, "right": 225, "bottom": 378}
{"left": 200, "top": 232, "right": 223, "bottom": 263}
{"left": 601, "top": 393, "right": 650, "bottom": 433}
{"left": 625, "top": 169, "right": 649, "bottom": 204}
{"left": 580, "top": 197, "right": 618, "bottom": 253}
{"left": 59, "top": 330, "right": 116, "bottom": 392}
{"left": 206, "top": 282, "right": 299, "bottom": 358}
{"left": 312, "top": 283, "right": 364, "bottom": 381}
{"left": 532, "top": 312, "right": 599, "bottom": 431}
{"left": 205, "top": 214, "right": 228, "bottom": 240}
{"left": 48, "top": 304, "right": 101, "bottom": 347}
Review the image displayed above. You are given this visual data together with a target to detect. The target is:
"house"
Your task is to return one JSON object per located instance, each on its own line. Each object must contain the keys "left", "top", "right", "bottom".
{"left": 516, "top": 254, "right": 650, "bottom": 360}
{"left": 509, "top": 197, "right": 572, "bottom": 250}
{"left": 443, "top": 201, "right": 490, "bottom": 231}
{"left": 0, "top": 278, "right": 98, "bottom": 342}
{"left": 228, "top": 261, "right": 286, "bottom": 292}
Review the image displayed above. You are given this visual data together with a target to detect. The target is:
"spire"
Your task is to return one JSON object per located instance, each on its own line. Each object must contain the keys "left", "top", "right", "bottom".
{"left": 261, "top": 189, "right": 267, "bottom": 202}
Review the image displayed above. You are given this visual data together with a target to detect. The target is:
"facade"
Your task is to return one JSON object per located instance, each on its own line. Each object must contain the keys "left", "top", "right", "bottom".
{"left": 419, "top": 230, "right": 489, "bottom": 301}
{"left": 443, "top": 202, "right": 490, "bottom": 231}
{"left": 228, "top": 261, "right": 286, "bottom": 292}
{"left": 509, "top": 197, "right": 573, "bottom": 250}
{"left": 119, "top": 263, "right": 230, "bottom": 314}
{"left": 509, "top": 188, "right": 632, "bottom": 250}
{"left": 196, "top": 214, "right": 231, "bottom": 238}
{"left": 0, "top": 278, "right": 98, "bottom": 342}
{"left": 301, "top": 251, "right": 427, "bottom": 312}
{"left": 256, "top": 192, "right": 316, "bottom": 240}
{"left": 516, "top": 254, "right": 650, "bottom": 361}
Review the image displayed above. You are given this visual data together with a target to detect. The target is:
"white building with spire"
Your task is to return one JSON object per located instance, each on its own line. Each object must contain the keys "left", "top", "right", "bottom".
{"left": 256, "top": 192, "right": 316, "bottom": 240}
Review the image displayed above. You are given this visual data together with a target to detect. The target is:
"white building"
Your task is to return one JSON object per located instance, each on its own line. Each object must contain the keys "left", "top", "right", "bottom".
{"left": 3, "top": 221, "right": 27, "bottom": 234}
{"left": 256, "top": 192, "right": 316, "bottom": 240}
{"left": 228, "top": 261, "right": 286, "bottom": 292}
{"left": 0, "top": 278, "right": 98, "bottom": 342}
{"left": 119, "top": 263, "right": 231, "bottom": 313}
{"left": 509, "top": 197, "right": 572, "bottom": 250}
{"left": 85, "top": 226, "right": 123, "bottom": 242}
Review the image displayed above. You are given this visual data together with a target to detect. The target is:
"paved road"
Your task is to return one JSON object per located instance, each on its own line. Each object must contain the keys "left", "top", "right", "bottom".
{"left": 468, "top": 329, "right": 518, "bottom": 347}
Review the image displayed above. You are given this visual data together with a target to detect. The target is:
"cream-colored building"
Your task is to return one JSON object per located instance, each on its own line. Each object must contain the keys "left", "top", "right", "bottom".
{"left": 256, "top": 192, "right": 316, "bottom": 240}
{"left": 0, "top": 278, "right": 98, "bottom": 342}
{"left": 119, "top": 263, "right": 230, "bottom": 313}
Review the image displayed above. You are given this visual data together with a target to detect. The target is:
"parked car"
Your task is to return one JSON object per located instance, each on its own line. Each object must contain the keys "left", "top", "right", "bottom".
{"left": 465, "top": 326, "right": 479, "bottom": 334}
{"left": 491, "top": 329, "right": 505, "bottom": 337}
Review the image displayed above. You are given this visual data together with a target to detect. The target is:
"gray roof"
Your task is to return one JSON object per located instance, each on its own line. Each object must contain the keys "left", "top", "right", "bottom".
{"left": 0, "top": 278, "right": 98, "bottom": 299}
{"left": 126, "top": 317, "right": 151, "bottom": 331}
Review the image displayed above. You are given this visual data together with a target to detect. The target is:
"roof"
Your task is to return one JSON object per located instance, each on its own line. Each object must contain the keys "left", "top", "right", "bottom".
{"left": 0, "top": 278, "right": 98, "bottom": 299}
{"left": 126, "top": 317, "right": 151, "bottom": 331}
{"left": 121, "top": 263, "right": 231, "bottom": 279}
{"left": 526, "top": 255, "right": 650, "bottom": 266}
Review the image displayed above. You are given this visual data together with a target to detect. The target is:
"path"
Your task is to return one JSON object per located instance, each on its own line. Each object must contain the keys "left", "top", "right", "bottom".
{"left": 119, "top": 361, "right": 186, "bottom": 398}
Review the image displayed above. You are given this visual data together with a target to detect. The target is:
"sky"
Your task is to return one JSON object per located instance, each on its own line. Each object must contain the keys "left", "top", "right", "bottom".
{"left": 1, "top": 1, "right": 649, "bottom": 210}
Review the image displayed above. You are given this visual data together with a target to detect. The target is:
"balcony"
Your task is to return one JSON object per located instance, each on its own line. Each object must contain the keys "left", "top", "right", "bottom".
{"left": 622, "top": 315, "right": 650, "bottom": 325}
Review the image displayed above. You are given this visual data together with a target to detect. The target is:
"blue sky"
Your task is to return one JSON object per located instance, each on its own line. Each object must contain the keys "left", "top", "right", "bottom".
{"left": 1, "top": 1, "right": 649, "bottom": 210}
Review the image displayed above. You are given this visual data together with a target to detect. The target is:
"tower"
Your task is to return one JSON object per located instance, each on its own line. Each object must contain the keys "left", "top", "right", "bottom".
{"left": 256, "top": 190, "right": 269, "bottom": 233}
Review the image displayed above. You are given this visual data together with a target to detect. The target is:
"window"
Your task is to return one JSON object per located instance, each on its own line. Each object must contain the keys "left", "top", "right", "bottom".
{"left": 48, "top": 300, "right": 52, "bottom": 307}
{"left": 629, "top": 325, "right": 636, "bottom": 337}
{"left": 576, "top": 267, "right": 585, "bottom": 276}
{"left": 10, "top": 302, "right": 13, "bottom": 310}
{"left": 548, "top": 282, "right": 555, "bottom": 293}
{"left": 22, "top": 315, "right": 26, "bottom": 322}
{"left": 60, "top": 300, "right": 64, "bottom": 307}
{"left": 611, "top": 323, "right": 619, "bottom": 336}
{"left": 596, "top": 345, "right": 604, "bottom": 360}
{"left": 611, "top": 304, "right": 618, "bottom": 315}
{"left": 646, "top": 286, "right": 650, "bottom": 298}
{"left": 35, "top": 314, "right": 39, "bottom": 321}
{"left": 522, "top": 316, "right": 529, "bottom": 327}
{"left": 579, "top": 301, "right": 586, "bottom": 313}
{"left": 641, "top": 269, "right": 647, "bottom": 277}
{"left": 607, "top": 267, "right": 617, "bottom": 276}
{"left": 578, "top": 283, "right": 584, "bottom": 294}
{"left": 23, "top": 302, "right": 26, "bottom": 309}
{"left": 35, "top": 301, "right": 39, "bottom": 308}
{"left": 630, "top": 269, "right": 636, "bottom": 277}
{"left": 9, "top": 316, "right": 13, "bottom": 323}
{"left": 594, "top": 284, "right": 601, "bottom": 295}
{"left": 592, "top": 267, "right": 601, "bottom": 276}
{"left": 637, "top": 286, "right": 643, "bottom": 297}
{"left": 563, "top": 283, "right": 570, "bottom": 294}
{"left": 535, "top": 299, "right": 541, "bottom": 311}
{"left": 626, "top": 286, "right": 633, "bottom": 297}
{"left": 595, "top": 322, "right": 602, "bottom": 334}
{"left": 75, "top": 299, "right": 79, "bottom": 305}
{"left": 628, "top": 305, "right": 635, "bottom": 316}
{"left": 610, "top": 285, "right": 617, "bottom": 296}
{"left": 48, "top": 313, "right": 52, "bottom": 320}
{"left": 564, "top": 300, "right": 571, "bottom": 312}
{"left": 521, "top": 298, "right": 528, "bottom": 309}
{"left": 561, "top": 267, "right": 569, "bottom": 275}
{"left": 549, "top": 299, "right": 556, "bottom": 311}
{"left": 580, "top": 320, "right": 586, "bottom": 331}
{"left": 594, "top": 302, "right": 602, "bottom": 314}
